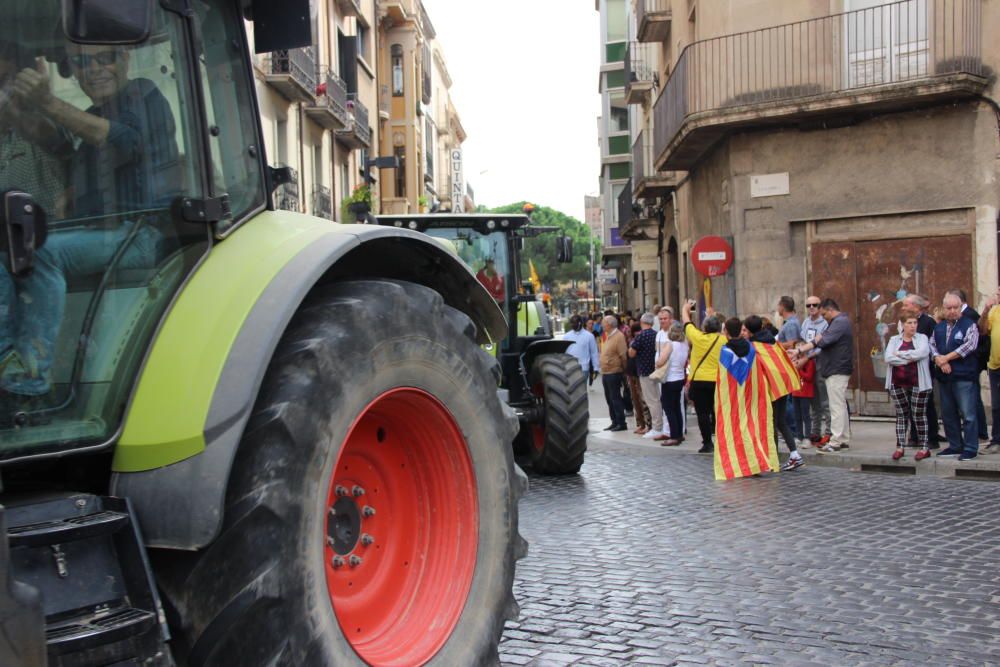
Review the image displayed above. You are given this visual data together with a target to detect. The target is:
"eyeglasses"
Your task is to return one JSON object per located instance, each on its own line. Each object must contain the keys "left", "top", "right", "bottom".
{"left": 69, "top": 51, "right": 120, "bottom": 68}
{"left": 806, "top": 303, "right": 820, "bottom": 308}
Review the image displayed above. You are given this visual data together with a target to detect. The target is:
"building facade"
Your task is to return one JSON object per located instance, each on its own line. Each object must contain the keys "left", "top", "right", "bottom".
{"left": 625, "top": 0, "right": 999, "bottom": 415}
{"left": 249, "top": 0, "right": 467, "bottom": 221}
{"left": 596, "top": 0, "right": 635, "bottom": 311}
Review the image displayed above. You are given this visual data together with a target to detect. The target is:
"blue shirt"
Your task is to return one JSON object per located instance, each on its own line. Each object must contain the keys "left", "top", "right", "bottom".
{"left": 777, "top": 314, "right": 801, "bottom": 344}
{"left": 563, "top": 328, "right": 600, "bottom": 373}
{"left": 629, "top": 328, "right": 658, "bottom": 376}
{"left": 72, "top": 78, "right": 181, "bottom": 217}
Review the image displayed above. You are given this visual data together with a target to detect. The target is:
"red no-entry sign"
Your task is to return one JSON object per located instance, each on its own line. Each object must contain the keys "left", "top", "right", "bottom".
{"left": 691, "top": 236, "right": 733, "bottom": 277}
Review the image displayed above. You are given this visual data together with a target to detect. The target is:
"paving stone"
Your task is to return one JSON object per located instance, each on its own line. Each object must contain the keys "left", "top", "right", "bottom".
{"left": 500, "top": 448, "right": 1000, "bottom": 666}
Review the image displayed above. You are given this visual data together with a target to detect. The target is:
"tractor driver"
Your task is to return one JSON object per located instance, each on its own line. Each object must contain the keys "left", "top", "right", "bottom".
{"left": 476, "top": 257, "right": 505, "bottom": 303}
{"left": 0, "top": 40, "right": 179, "bottom": 403}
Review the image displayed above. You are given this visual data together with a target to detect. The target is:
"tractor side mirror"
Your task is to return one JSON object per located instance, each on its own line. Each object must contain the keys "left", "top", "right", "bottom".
{"left": 62, "top": 0, "right": 152, "bottom": 44}
{"left": 556, "top": 236, "right": 573, "bottom": 263}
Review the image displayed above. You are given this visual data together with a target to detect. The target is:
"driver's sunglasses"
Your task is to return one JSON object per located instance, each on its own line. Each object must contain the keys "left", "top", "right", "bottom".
{"left": 68, "top": 51, "right": 120, "bottom": 68}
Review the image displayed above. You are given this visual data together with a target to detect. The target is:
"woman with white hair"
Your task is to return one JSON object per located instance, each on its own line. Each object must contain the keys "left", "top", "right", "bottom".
{"left": 655, "top": 322, "right": 690, "bottom": 445}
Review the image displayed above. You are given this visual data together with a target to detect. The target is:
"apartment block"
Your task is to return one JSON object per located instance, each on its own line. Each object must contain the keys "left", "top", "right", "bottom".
{"left": 248, "top": 0, "right": 467, "bottom": 221}
{"left": 624, "top": 0, "right": 999, "bottom": 415}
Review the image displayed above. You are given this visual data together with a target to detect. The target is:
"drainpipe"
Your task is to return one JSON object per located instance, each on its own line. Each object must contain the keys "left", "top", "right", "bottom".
{"left": 657, "top": 205, "right": 665, "bottom": 306}
{"left": 298, "top": 103, "right": 306, "bottom": 213}
{"left": 671, "top": 190, "right": 681, "bottom": 298}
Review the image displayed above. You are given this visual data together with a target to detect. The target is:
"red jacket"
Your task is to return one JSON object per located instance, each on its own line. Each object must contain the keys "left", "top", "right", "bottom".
{"left": 792, "top": 358, "right": 815, "bottom": 399}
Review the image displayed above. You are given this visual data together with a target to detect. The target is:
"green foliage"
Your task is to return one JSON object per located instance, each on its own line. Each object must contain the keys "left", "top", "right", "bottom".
{"left": 340, "top": 183, "right": 372, "bottom": 223}
{"left": 488, "top": 202, "right": 601, "bottom": 291}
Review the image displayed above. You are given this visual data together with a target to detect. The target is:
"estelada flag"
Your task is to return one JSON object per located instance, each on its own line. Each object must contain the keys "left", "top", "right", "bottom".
{"left": 714, "top": 345, "right": 779, "bottom": 481}
{"left": 752, "top": 342, "right": 802, "bottom": 400}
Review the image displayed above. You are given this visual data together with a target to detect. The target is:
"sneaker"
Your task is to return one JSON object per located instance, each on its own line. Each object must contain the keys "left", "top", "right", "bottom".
{"left": 642, "top": 430, "right": 663, "bottom": 439}
{"left": 839, "top": 443, "right": 850, "bottom": 449}
{"left": 819, "top": 444, "right": 839, "bottom": 453}
{"left": 936, "top": 449, "right": 962, "bottom": 457}
{"left": 914, "top": 449, "right": 932, "bottom": 461}
{"left": 781, "top": 457, "right": 805, "bottom": 471}
{"left": 819, "top": 434, "right": 831, "bottom": 445}
{"left": 983, "top": 443, "right": 1000, "bottom": 456}
{"left": 958, "top": 453, "right": 979, "bottom": 462}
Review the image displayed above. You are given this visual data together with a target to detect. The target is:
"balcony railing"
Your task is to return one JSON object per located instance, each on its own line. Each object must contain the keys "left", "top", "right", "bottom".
{"left": 653, "top": 0, "right": 987, "bottom": 170}
{"left": 304, "top": 70, "right": 350, "bottom": 129}
{"left": 266, "top": 48, "right": 317, "bottom": 102}
{"left": 633, "top": 129, "right": 679, "bottom": 198}
{"left": 313, "top": 185, "right": 333, "bottom": 219}
{"left": 637, "top": 0, "right": 672, "bottom": 43}
{"left": 336, "top": 93, "right": 372, "bottom": 149}
{"left": 625, "top": 41, "right": 658, "bottom": 104}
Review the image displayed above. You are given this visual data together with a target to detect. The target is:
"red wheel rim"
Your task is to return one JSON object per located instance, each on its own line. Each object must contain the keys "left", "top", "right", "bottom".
{"left": 324, "top": 388, "right": 478, "bottom": 666}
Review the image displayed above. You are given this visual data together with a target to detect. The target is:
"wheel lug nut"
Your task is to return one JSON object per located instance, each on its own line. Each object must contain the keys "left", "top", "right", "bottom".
{"left": 352, "top": 485, "right": 365, "bottom": 497}
{"left": 335, "top": 485, "right": 349, "bottom": 497}
{"left": 332, "top": 556, "right": 345, "bottom": 568}
{"left": 349, "top": 555, "right": 362, "bottom": 567}
{"left": 361, "top": 533, "right": 374, "bottom": 546}
{"left": 362, "top": 505, "right": 376, "bottom": 518}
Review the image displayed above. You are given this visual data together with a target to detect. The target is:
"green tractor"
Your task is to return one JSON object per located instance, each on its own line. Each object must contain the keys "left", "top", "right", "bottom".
{"left": 0, "top": 1, "right": 525, "bottom": 665}
{"left": 373, "top": 214, "right": 590, "bottom": 475}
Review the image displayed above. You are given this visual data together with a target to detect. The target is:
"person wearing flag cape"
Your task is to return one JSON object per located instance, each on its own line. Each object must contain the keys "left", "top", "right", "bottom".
{"left": 713, "top": 318, "right": 781, "bottom": 481}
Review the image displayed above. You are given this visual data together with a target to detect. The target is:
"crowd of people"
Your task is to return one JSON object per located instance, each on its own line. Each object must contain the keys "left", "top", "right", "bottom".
{"left": 564, "top": 287, "right": 999, "bottom": 481}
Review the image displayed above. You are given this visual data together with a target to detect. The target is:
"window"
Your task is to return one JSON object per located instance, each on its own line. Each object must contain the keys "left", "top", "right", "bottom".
{"left": 394, "top": 146, "right": 406, "bottom": 197}
{"left": 391, "top": 44, "right": 403, "bottom": 96}
{"left": 610, "top": 105, "right": 628, "bottom": 133}
{"left": 357, "top": 24, "right": 370, "bottom": 63}
{"left": 606, "top": 0, "right": 626, "bottom": 42}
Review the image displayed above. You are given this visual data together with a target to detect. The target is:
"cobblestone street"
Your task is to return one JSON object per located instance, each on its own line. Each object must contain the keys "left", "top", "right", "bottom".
{"left": 500, "top": 442, "right": 1000, "bottom": 666}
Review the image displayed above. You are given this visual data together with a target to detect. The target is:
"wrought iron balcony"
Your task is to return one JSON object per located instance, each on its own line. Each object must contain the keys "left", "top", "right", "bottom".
{"left": 265, "top": 48, "right": 317, "bottom": 103}
{"left": 313, "top": 185, "right": 333, "bottom": 220}
{"left": 653, "top": 0, "right": 989, "bottom": 171}
{"left": 335, "top": 94, "right": 372, "bottom": 150}
{"left": 625, "top": 41, "right": 658, "bottom": 105}
{"left": 632, "top": 129, "right": 678, "bottom": 199}
{"left": 304, "top": 70, "right": 350, "bottom": 130}
{"left": 637, "top": 0, "right": 672, "bottom": 43}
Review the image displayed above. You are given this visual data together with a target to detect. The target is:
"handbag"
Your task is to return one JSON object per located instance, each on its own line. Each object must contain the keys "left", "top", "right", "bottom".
{"left": 649, "top": 362, "right": 668, "bottom": 382}
{"left": 685, "top": 337, "right": 720, "bottom": 390}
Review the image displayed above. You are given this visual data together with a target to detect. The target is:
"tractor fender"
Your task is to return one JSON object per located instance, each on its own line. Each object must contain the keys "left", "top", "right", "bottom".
{"left": 521, "top": 339, "right": 573, "bottom": 376}
{"left": 110, "top": 211, "right": 506, "bottom": 550}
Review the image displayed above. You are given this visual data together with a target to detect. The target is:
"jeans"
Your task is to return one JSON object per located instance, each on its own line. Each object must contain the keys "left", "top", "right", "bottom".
{"left": 989, "top": 368, "right": 1000, "bottom": 444}
{"left": 975, "top": 378, "right": 988, "bottom": 441}
{"left": 785, "top": 397, "right": 799, "bottom": 438}
{"left": 825, "top": 374, "right": 851, "bottom": 447}
{"left": 772, "top": 395, "right": 797, "bottom": 453}
{"left": 660, "top": 379, "right": 685, "bottom": 440}
{"left": 939, "top": 379, "right": 979, "bottom": 456}
{"left": 810, "top": 374, "right": 831, "bottom": 437}
{"left": 0, "top": 223, "right": 161, "bottom": 395}
{"left": 792, "top": 397, "right": 811, "bottom": 442}
{"left": 602, "top": 372, "right": 626, "bottom": 428}
{"left": 688, "top": 380, "right": 716, "bottom": 447}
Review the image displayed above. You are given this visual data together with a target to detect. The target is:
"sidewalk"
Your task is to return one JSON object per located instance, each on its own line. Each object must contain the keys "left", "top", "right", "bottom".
{"left": 585, "top": 378, "right": 1000, "bottom": 480}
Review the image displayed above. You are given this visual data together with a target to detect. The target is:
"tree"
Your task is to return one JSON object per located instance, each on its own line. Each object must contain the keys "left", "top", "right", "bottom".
{"left": 488, "top": 202, "right": 601, "bottom": 296}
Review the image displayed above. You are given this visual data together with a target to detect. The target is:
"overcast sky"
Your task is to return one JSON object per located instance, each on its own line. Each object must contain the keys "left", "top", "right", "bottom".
{"left": 421, "top": 0, "right": 601, "bottom": 223}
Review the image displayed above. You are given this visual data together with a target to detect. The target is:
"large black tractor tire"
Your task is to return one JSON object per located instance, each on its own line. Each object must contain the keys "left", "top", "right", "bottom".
{"left": 523, "top": 353, "right": 589, "bottom": 475}
{"left": 152, "top": 279, "right": 526, "bottom": 667}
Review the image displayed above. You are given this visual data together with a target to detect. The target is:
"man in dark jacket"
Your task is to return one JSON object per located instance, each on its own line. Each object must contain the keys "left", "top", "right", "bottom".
{"left": 948, "top": 289, "right": 988, "bottom": 442}
{"left": 794, "top": 298, "right": 853, "bottom": 452}
{"left": 932, "top": 292, "right": 981, "bottom": 460}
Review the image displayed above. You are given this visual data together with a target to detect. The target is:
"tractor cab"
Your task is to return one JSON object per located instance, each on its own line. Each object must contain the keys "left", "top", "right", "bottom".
{"left": 373, "top": 213, "right": 576, "bottom": 407}
{"left": 0, "top": 0, "right": 271, "bottom": 462}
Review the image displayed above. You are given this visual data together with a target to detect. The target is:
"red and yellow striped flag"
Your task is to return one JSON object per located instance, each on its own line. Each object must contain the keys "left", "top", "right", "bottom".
{"left": 752, "top": 342, "right": 802, "bottom": 401}
{"left": 714, "top": 346, "right": 778, "bottom": 481}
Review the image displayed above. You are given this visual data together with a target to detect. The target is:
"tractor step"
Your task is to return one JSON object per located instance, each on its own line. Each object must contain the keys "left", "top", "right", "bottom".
{"left": 6, "top": 494, "right": 170, "bottom": 666}
{"left": 47, "top": 604, "right": 158, "bottom": 655}
{"left": 9, "top": 510, "right": 130, "bottom": 548}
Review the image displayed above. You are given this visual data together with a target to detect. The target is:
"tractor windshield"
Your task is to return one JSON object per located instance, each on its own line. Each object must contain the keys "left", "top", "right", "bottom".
{"left": 0, "top": 0, "right": 263, "bottom": 461}
{"left": 425, "top": 228, "right": 512, "bottom": 305}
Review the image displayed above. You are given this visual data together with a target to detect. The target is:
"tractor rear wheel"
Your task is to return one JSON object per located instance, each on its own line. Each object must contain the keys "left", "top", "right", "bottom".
{"left": 523, "top": 353, "right": 589, "bottom": 474}
{"left": 153, "top": 279, "right": 526, "bottom": 666}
